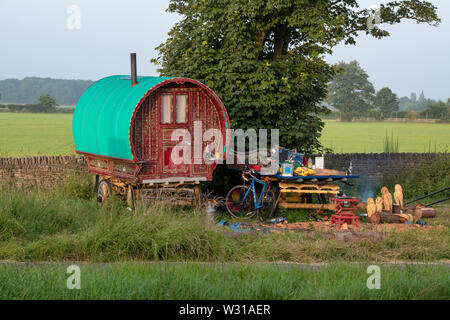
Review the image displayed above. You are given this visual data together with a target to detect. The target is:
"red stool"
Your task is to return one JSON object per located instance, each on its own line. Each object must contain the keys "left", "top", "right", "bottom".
{"left": 331, "top": 197, "right": 360, "bottom": 229}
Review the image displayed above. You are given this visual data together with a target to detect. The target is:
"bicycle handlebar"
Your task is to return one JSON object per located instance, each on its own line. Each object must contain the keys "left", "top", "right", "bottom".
{"left": 241, "top": 167, "right": 271, "bottom": 187}
{"left": 241, "top": 166, "right": 255, "bottom": 182}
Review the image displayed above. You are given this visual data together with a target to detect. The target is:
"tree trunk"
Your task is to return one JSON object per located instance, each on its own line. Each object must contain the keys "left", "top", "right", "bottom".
{"left": 273, "top": 25, "right": 289, "bottom": 59}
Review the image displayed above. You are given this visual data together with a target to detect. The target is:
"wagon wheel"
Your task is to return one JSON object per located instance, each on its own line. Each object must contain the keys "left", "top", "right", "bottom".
{"left": 97, "top": 179, "right": 112, "bottom": 206}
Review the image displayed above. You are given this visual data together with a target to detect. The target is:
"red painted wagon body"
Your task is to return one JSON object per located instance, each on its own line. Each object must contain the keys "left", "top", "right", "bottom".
{"left": 72, "top": 55, "right": 230, "bottom": 205}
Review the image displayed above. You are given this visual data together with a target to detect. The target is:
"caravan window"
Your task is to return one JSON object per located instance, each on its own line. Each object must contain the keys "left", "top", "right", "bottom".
{"left": 161, "top": 94, "right": 173, "bottom": 124}
{"left": 176, "top": 94, "right": 188, "bottom": 123}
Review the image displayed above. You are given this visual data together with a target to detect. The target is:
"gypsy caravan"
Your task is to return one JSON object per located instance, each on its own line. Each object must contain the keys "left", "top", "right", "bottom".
{"left": 73, "top": 54, "right": 230, "bottom": 207}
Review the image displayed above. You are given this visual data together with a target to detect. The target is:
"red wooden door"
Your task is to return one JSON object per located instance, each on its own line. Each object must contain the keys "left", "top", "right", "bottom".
{"left": 159, "top": 90, "right": 191, "bottom": 177}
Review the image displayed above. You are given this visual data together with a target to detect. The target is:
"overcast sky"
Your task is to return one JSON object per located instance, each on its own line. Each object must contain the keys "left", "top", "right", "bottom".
{"left": 0, "top": 0, "right": 448, "bottom": 100}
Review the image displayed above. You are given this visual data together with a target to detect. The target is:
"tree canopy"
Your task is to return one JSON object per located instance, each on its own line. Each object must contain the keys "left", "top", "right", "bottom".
{"left": 327, "top": 60, "right": 375, "bottom": 117}
{"left": 153, "top": 0, "right": 439, "bottom": 152}
{"left": 374, "top": 87, "right": 399, "bottom": 118}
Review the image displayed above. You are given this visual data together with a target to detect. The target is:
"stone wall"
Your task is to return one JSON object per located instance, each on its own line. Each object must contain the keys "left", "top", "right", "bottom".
{"left": 0, "top": 156, "right": 86, "bottom": 188}
{"left": 325, "top": 153, "right": 449, "bottom": 180}
{"left": 0, "top": 153, "right": 447, "bottom": 188}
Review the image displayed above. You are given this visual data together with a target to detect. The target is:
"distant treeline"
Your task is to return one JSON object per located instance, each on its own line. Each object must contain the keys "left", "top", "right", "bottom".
{"left": 0, "top": 104, "right": 74, "bottom": 114}
{"left": 0, "top": 77, "right": 93, "bottom": 105}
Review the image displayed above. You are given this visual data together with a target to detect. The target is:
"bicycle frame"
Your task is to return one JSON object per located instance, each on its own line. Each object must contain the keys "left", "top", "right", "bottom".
{"left": 242, "top": 175, "right": 271, "bottom": 210}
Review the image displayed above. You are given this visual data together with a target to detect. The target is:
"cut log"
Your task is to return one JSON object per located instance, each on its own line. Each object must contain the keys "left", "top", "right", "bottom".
{"left": 369, "top": 212, "right": 381, "bottom": 225}
{"left": 392, "top": 204, "right": 401, "bottom": 214}
{"left": 379, "top": 212, "right": 403, "bottom": 224}
{"left": 420, "top": 207, "right": 436, "bottom": 218}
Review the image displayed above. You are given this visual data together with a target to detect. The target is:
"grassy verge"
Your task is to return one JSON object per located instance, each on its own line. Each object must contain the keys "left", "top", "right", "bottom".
{"left": 0, "top": 175, "right": 448, "bottom": 263}
{"left": 0, "top": 262, "right": 448, "bottom": 300}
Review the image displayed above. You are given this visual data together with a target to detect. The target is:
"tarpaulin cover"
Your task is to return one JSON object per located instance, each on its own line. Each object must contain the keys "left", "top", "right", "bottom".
{"left": 72, "top": 75, "right": 172, "bottom": 160}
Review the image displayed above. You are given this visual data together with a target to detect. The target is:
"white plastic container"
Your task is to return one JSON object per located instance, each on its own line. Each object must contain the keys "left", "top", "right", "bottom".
{"left": 315, "top": 155, "right": 325, "bottom": 169}
{"left": 281, "top": 162, "right": 293, "bottom": 176}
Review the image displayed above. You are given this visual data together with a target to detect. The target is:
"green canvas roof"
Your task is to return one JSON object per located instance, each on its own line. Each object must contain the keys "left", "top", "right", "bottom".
{"left": 72, "top": 75, "right": 173, "bottom": 160}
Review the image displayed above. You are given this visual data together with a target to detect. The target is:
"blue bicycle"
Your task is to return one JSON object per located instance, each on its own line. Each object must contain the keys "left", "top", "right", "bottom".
{"left": 226, "top": 168, "right": 277, "bottom": 220}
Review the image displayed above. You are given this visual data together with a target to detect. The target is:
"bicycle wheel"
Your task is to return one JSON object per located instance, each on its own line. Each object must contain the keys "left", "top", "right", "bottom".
{"left": 257, "top": 188, "right": 277, "bottom": 220}
{"left": 226, "top": 185, "right": 258, "bottom": 220}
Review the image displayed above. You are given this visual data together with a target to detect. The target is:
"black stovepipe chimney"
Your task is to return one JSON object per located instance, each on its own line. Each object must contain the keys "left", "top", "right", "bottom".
{"left": 130, "top": 53, "right": 137, "bottom": 86}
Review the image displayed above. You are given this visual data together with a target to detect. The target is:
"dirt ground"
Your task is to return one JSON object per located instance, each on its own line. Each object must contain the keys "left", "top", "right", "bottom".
{"left": 256, "top": 220, "right": 447, "bottom": 233}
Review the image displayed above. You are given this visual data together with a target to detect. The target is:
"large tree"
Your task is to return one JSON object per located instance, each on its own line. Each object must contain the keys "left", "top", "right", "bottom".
{"left": 327, "top": 60, "right": 375, "bottom": 118}
{"left": 153, "top": 0, "right": 439, "bottom": 152}
{"left": 374, "top": 87, "right": 399, "bottom": 118}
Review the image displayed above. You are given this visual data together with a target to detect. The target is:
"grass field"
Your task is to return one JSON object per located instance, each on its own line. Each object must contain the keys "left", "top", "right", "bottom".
{"left": 0, "top": 262, "right": 448, "bottom": 299}
{"left": 0, "top": 113, "right": 74, "bottom": 157}
{"left": 321, "top": 121, "right": 450, "bottom": 153}
{"left": 0, "top": 113, "right": 449, "bottom": 156}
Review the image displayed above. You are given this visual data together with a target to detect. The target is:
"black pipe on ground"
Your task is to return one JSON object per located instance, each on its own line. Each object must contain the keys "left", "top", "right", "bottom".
{"left": 404, "top": 187, "right": 450, "bottom": 205}
{"left": 424, "top": 197, "right": 450, "bottom": 207}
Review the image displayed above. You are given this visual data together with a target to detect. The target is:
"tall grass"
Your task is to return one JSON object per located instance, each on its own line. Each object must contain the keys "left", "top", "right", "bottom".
{"left": 0, "top": 174, "right": 448, "bottom": 263}
{"left": 383, "top": 130, "right": 399, "bottom": 153}
{"left": 0, "top": 263, "right": 448, "bottom": 300}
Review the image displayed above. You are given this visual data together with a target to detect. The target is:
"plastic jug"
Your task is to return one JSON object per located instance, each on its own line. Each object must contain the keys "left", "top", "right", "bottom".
{"left": 281, "top": 162, "right": 293, "bottom": 176}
